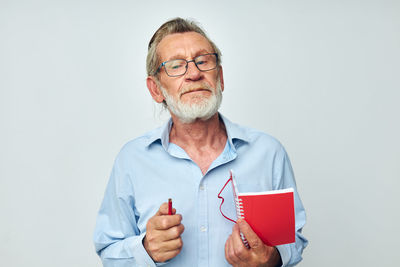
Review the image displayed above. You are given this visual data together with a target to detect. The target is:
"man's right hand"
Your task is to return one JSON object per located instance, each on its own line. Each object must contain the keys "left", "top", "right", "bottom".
{"left": 143, "top": 202, "right": 185, "bottom": 262}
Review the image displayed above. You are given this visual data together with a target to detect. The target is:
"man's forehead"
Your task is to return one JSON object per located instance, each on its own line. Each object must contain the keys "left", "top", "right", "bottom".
{"left": 157, "top": 32, "right": 214, "bottom": 60}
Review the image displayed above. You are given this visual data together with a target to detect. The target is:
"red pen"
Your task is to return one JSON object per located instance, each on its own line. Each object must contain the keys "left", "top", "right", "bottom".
{"left": 168, "top": 198, "right": 173, "bottom": 215}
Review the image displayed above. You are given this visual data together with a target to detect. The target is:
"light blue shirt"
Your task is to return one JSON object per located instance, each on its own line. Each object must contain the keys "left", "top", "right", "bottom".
{"left": 93, "top": 114, "right": 308, "bottom": 267}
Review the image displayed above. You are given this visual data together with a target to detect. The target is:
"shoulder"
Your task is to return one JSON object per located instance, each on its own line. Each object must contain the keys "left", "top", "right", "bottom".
{"left": 245, "top": 126, "right": 282, "bottom": 147}
{"left": 228, "top": 119, "right": 285, "bottom": 153}
{"left": 116, "top": 126, "right": 163, "bottom": 161}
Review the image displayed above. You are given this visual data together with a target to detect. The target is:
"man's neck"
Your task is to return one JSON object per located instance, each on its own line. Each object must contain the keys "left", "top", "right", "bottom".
{"left": 169, "top": 112, "right": 227, "bottom": 175}
{"left": 169, "top": 113, "right": 227, "bottom": 149}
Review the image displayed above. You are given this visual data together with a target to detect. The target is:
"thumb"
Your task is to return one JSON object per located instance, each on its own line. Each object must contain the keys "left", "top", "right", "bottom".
{"left": 156, "top": 202, "right": 176, "bottom": 216}
{"left": 237, "top": 219, "right": 264, "bottom": 251}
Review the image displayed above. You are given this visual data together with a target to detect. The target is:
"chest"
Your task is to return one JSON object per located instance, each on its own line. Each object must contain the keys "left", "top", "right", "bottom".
{"left": 187, "top": 149, "right": 221, "bottom": 174}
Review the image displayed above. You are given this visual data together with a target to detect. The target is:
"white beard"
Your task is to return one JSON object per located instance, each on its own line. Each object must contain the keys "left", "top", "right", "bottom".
{"left": 159, "top": 79, "right": 223, "bottom": 124}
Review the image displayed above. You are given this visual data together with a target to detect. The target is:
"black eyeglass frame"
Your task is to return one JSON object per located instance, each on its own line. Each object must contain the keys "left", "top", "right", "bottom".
{"left": 155, "top": 53, "right": 219, "bottom": 77}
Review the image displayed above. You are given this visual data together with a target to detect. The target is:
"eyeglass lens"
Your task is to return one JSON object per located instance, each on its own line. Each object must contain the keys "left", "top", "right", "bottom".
{"left": 164, "top": 54, "right": 217, "bottom": 76}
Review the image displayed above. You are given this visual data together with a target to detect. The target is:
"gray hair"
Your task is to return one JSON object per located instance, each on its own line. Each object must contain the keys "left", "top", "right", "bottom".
{"left": 146, "top": 17, "right": 222, "bottom": 77}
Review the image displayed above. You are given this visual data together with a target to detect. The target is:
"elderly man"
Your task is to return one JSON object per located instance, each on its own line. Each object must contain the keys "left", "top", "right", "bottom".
{"left": 94, "top": 18, "right": 307, "bottom": 267}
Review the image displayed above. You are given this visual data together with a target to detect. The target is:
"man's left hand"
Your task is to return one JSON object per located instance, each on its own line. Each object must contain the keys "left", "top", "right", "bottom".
{"left": 224, "top": 219, "right": 282, "bottom": 267}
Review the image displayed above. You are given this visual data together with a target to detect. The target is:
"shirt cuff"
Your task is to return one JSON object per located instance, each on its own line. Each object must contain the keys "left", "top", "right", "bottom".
{"left": 276, "top": 245, "right": 291, "bottom": 267}
{"left": 126, "top": 232, "right": 157, "bottom": 267}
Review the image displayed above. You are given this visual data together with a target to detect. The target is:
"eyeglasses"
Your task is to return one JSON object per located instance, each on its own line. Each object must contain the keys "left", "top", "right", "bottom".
{"left": 155, "top": 53, "right": 218, "bottom": 77}
{"left": 218, "top": 174, "right": 237, "bottom": 223}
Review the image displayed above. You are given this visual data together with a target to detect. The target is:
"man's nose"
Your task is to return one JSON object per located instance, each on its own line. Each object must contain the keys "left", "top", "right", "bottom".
{"left": 185, "top": 61, "right": 202, "bottom": 81}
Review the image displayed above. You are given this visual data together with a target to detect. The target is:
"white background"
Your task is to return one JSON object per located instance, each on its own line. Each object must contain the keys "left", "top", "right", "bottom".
{"left": 1, "top": 0, "right": 399, "bottom": 266}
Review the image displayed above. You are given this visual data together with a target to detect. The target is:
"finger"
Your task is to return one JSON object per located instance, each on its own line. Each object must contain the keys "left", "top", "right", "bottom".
{"left": 159, "top": 236, "right": 184, "bottom": 252}
{"left": 156, "top": 202, "right": 170, "bottom": 216}
{"left": 144, "top": 234, "right": 183, "bottom": 262}
{"left": 225, "top": 234, "right": 240, "bottom": 265}
{"left": 148, "top": 238, "right": 183, "bottom": 263}
{"left": 147, "top": 223, "right": 184, "bottom": 245}
{"left": 230, "top": 223, "right": 251, "bottom": 261}
{"left": 152, "top": 214, "right": 182, "bottom": 230}
{"left": 154, "top": 247, "right": 182, "bottom": 263}
{"left": 156, "top": 202, "right": 177, "bottom": 216}
{"left": 163, "top": 223, "right": 185, "bottom": 241}
{"left": 237, "top": 219, "right": 264, "bottom": 252}
{"left": 231, "top": 223, "right": 247, "bottom": 249}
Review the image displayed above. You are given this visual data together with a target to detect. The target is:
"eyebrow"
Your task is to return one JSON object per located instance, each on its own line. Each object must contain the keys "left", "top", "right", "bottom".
{"left": 166, "top": 49, "right": 213, "bottom": 61}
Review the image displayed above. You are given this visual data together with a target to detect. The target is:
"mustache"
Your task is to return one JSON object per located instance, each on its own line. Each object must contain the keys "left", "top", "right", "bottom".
{"left": 179, "top": 82, "right": 213, "bottom": 97}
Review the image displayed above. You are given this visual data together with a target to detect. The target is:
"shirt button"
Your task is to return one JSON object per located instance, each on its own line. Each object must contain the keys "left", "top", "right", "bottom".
{"left": 199, "top": 185, "right": 205, "bottom": 191}
{"left": 200, "top": 226, "right": 207, "bottom": 232}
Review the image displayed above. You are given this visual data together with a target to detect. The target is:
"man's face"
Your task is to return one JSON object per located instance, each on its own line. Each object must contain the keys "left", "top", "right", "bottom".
{"left": 153, "top": 32, "right": 224, "bottom": 123}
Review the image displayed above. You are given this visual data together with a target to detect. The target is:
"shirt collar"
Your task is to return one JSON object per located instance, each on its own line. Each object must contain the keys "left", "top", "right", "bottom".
{"left": 219, "top": 113, "right": 250, "bottom": 148}
{"left": 144, "top": 113, "right": 250, "bottom": 150}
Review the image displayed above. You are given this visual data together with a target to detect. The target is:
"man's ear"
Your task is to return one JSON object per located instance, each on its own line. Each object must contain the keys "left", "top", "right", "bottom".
{"left": 218, "top": 66, "right": 224, "bottom": 92}
{"left": 146, "top": 76, "right": 165, "bottom": 103}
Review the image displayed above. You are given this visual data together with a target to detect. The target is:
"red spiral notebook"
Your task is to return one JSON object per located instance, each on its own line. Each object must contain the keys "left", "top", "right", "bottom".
{"left": 218, "top": 171, "right": 296, "bottom": 247}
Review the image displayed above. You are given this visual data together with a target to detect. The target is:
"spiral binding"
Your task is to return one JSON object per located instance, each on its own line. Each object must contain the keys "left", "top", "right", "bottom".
{"left": 236, "top": 198, "right": 249, "bottom": 248}
{"left": 236, "top": 199, "right": 244, "bottom": 219}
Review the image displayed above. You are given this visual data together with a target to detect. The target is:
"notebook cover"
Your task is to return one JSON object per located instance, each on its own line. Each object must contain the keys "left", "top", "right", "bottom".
{"left": 238, "top": 189, "right": 295, "bottom": 246}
